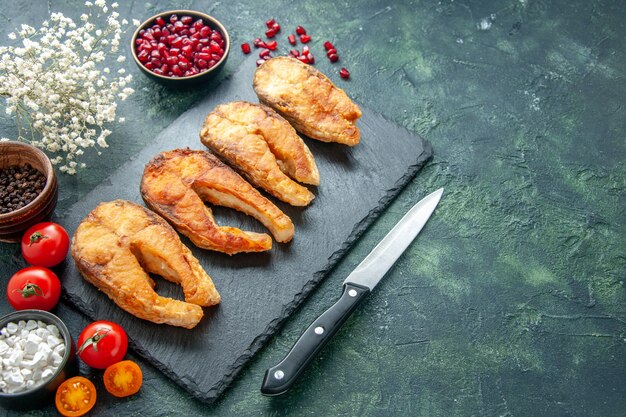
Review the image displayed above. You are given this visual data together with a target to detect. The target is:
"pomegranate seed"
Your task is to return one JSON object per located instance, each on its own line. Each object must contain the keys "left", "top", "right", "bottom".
{"left": 253, "top": 38, "right": 266, "bottom": 48}
{"left": 266, "top": 40, "right": 277, "bottom": 50}
{"left": 272, "top": 23, "right": 281, "bottom": 32}
{"left": 324, "top": 41, "right": 335, "bottom": 51}
{"left": 260, "top": 49, "right": 271, "bottom": 58}
{"left": 156, "top": 16, "right": 166, "bottom": 27}
{"left": 326, "top": 48, "right": 337, "bottom": 56}
{"left": 144, "top": 61, "right": 154, "bottom": 70}
{"left": 162, "top": 28, "right": 170, "bottom": 37}
{"left": 210, "top": 32, "right": 222, "bottom": 42}
{"left": 193, "top": 19, "right": 204, "bottom": 30}
{"left": 209, "top": 41, "right": 221, "bottom": 53}
{"left": 256, "top": 59, "right": 265, "bottom": 67}
{"left": 200, "top": 26, "right": 211, "bottom": 38}
{"left": 306, "top": 53, "right": 315, "bottom": 64}
{"left": 296, "top": 55, "right": 309, "bottom": 64}
{"left": 296, "top": 26, "right": 306, "bottom": 35}
{"left": 288, "top": 34, "right": 296, "bottom": 45}
{"left": 208, "top": 59, "right": 217, "bottom": 68}
{"left": 266, "top": 18, "right": 276, "bottom": 28}
{"left": 181, "top": 16, "right": 193, "bottom": 25}
{"left": 197, "top": 59, "right": 208, "bottom": 68}
{"left": 328, "top": 53, "right": 339, "bottom": 62}
{"left": 266, "top": 28, "right": 277, "bottom": 38}
{"left": 198, "top": 52, "right": 212, "bottom": 61}
{"left": 166, "top": 56, "right": 178, "bottom": 66}
{"left": 171, "top": 37, "right": 183, "bottom": 48}
{"left": 174, "top": 21, "right": 185, "bottom": 32}
{"left": 302, "top": 45, "right": 310, "bottom": 54}
{"left": 169, "top": 14, "right": 178, "bottom": 24}
{"left": 289, "top": 49, "right": 300, "bottom": 57}
{"left": 339, "top": 68, "right": 350, "bottom": 79}
{"left": 137, "top": 50, "right": 149, "bottom": 62}
{"left": 182, "top": 45, "right": 194, "bottom": 58}
{"left": 241, "top": 43, "right": 251, "bottom": 54}
{"left": 300, "top": 34, "right": 311, "bottom": 43}
{"left": 153, "top": 68, "right": 164, "bottom": 75}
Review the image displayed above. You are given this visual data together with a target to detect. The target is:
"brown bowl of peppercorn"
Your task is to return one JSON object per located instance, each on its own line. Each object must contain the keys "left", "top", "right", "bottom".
{"left": 0, "top": 142, "right": 58, "bottom": 243}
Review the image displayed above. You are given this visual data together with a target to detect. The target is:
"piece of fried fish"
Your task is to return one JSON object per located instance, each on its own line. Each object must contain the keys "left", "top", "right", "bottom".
{"left": 141, "top": 149, "right": 294, "bottom": 254}
{"left": 253, "top": 57, "right": 362, "bottom": 146}
{"left": 71, "top": 200, "right": 220, "bottom": 329}
{"left": 201, "top": 101, "right": 319, "bottom": 206}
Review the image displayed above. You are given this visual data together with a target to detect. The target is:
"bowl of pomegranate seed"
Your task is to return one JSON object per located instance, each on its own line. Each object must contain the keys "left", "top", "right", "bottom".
{"left": 131, "top": 10, "right": 230, "bottom": 86}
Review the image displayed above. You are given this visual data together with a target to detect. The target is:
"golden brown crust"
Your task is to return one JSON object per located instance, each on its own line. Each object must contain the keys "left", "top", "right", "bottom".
{"left": 253, "top": 57, "right": 362, "bottom": 146}
{"left": 71, "top": 200, "right": 220, "bottom": 329}
{"left": 200, "top": 101, "right": 318, "bottom": 206}
{"left": 141, "top": 149, "right": 294, "bottom": 254}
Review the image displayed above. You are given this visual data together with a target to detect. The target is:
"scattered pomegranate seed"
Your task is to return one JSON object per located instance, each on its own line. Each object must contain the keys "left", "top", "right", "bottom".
{"left": 328, "top": 53, "right": 339, "bottom": 62}
{"left": 256, "top": 59, "right": 265, "bottom": 67}
{"left": 266, "top": 18, "right": 276, "bottom": 28}
{"left": 266, "top": 40, "right": 278, "bottom": 50}
{"left": 272, "top": 23, "right": 281, "bottom": 32}
{"left": 302, "top": 45, "right": 310, "bottom": 54}
{"left": 300, "top": 34, "right": 311, "bottom": 43}
{"left": 265, "top": 28, "right": 277, "bottom": 38}
{"left": 306, "top": 52, "right": 315, "bottom": 64}
{"left": 287, "top": 34, "right": 296, "bottom": 45}
{"left": 323, "top": 41, "right": 335, "bottom": 51}
{"left": 339, "top": 68, "right": 350, "bottom": 79}
{"left": 326, "top": 48, "right": 337, "bottom": 56}
{"left": 296, "top": 55, "right": 309, "bottom": 64}
{"left": 241, "top": 43, "right": 251, "bottom": 54}
{"left": 260, "top": 49, "right": 271, "bottom": 58}
{"left": 296, "top": 26, "right": 306, "bottom": 35}
{"left": 289, "top": 49, "right": 300, "bottom": 57}
{"left": 253, "top": 38, "right": 267, "bottom": 48}
{"left": 135, "top": 14, "right": 225, "bottom": 78}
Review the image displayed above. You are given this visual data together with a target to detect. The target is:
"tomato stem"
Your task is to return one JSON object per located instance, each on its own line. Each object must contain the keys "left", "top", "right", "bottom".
{"left": 77, "top": 328, "right": 111, "bottom": 355}
{"left": 29, "top": 231, "right": 48, "bottom": 245}
{"left": 13, "top": 282, "right": 44, "bottom": 298}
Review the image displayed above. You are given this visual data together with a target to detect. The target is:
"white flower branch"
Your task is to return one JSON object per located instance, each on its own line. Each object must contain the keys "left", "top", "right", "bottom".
{"left": 0, "top": 0, "right": 134, "bottom": 174}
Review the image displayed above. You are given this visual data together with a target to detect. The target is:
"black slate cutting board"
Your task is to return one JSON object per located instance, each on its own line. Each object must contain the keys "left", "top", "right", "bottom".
{"left": 59, "top": 56, "right": 432, "bottom": 403}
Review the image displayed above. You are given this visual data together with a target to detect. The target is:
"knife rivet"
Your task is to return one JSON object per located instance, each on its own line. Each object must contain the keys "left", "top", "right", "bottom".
{"left": 314, "top": 326, "right": 324, "bottom": 335}
{"left": 274, "top": 370, "right": 284, "bottom": 380}
{"left": 348, "top": 289, "right": 358, "bottom": 297}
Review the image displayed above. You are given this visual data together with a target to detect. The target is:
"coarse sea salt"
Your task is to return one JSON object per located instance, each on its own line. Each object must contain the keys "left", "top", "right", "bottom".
{"left": 0, "top": 320, "right": 65, "bottom": 394}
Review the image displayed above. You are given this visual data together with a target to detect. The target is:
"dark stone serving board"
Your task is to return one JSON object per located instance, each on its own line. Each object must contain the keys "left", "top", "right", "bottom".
{"left": 59, "top": 56, "right": 432, "bottom": 403}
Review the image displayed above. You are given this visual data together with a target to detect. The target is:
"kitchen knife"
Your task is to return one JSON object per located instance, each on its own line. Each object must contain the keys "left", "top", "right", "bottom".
{"left": 260, "top": 188, "right": 444, "bottom": 396}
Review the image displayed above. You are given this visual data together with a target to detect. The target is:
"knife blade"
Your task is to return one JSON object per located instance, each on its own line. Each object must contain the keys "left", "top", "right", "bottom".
{"left": 260, "top": 188, "right": 444, "bottom": 396}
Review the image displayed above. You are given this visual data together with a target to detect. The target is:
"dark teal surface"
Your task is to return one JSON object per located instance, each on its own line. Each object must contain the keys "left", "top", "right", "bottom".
{"left": 1, "top": 0, "right": 625, "bottom": 416}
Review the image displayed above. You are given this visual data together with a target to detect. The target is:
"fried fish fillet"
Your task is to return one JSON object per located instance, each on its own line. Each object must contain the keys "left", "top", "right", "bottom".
{"left": 253, "top": 57, "right": 362, "bottom": 146}
{"left": 200, "top": 101, "right": 318, "bottom": 206}
{"left": 141, "top": 149, "right": 294, "bottom": 254}
{"left": 71, "top": 200, "right": 220, "bottom": 329}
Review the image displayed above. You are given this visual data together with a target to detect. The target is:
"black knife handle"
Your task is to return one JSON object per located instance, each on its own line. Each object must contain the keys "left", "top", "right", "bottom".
{"left": 260, "top": 283, "right": 370, "bottom": 396}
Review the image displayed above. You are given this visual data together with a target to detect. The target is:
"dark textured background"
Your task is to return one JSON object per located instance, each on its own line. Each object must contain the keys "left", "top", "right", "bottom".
{"left": 1, "top": 0, "right": 625, "bottom": 416}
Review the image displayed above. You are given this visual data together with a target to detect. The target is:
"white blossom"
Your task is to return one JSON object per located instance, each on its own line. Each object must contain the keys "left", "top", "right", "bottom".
{"left": 0, "top": 0, "right": 133, "bottom": 174}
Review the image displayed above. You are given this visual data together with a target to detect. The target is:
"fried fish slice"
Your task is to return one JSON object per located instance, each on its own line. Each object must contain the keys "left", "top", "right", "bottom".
{"left": 253, "top": 57, "right": 362, "bottom": 146}
{"left": 141, "top": 149, "right": 294, "bottom": 254}
{"left": 71, "top": 200, "right": 220, "bottom": 329}
{"left": 200, "top": 101, "right": 318, "bottom": 206}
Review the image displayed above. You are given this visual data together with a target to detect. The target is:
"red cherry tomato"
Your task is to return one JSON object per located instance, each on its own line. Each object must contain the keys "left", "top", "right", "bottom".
{"left": 21, "top": 222, "right": 70, "bottom": 267}
{"left": 77, "top": 321, "right": 128, "bottom": 369}
{"left": 7, "top": 266, "right": 61, "bottom": 311}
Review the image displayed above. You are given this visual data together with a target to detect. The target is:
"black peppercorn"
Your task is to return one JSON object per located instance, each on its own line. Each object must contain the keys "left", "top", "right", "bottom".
{"left": 0, "top": 164, "right": 46, "bottom": 214}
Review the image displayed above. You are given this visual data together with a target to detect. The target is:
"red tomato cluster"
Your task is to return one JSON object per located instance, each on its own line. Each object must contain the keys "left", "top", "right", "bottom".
{"left": 6, "top": 222, "right": 69, "bottom": 312}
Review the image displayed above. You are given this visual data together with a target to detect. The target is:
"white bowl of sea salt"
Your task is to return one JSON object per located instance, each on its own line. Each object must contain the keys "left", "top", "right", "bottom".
{"left": 0, "top": 310, "right": 77, "bottom": 410}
